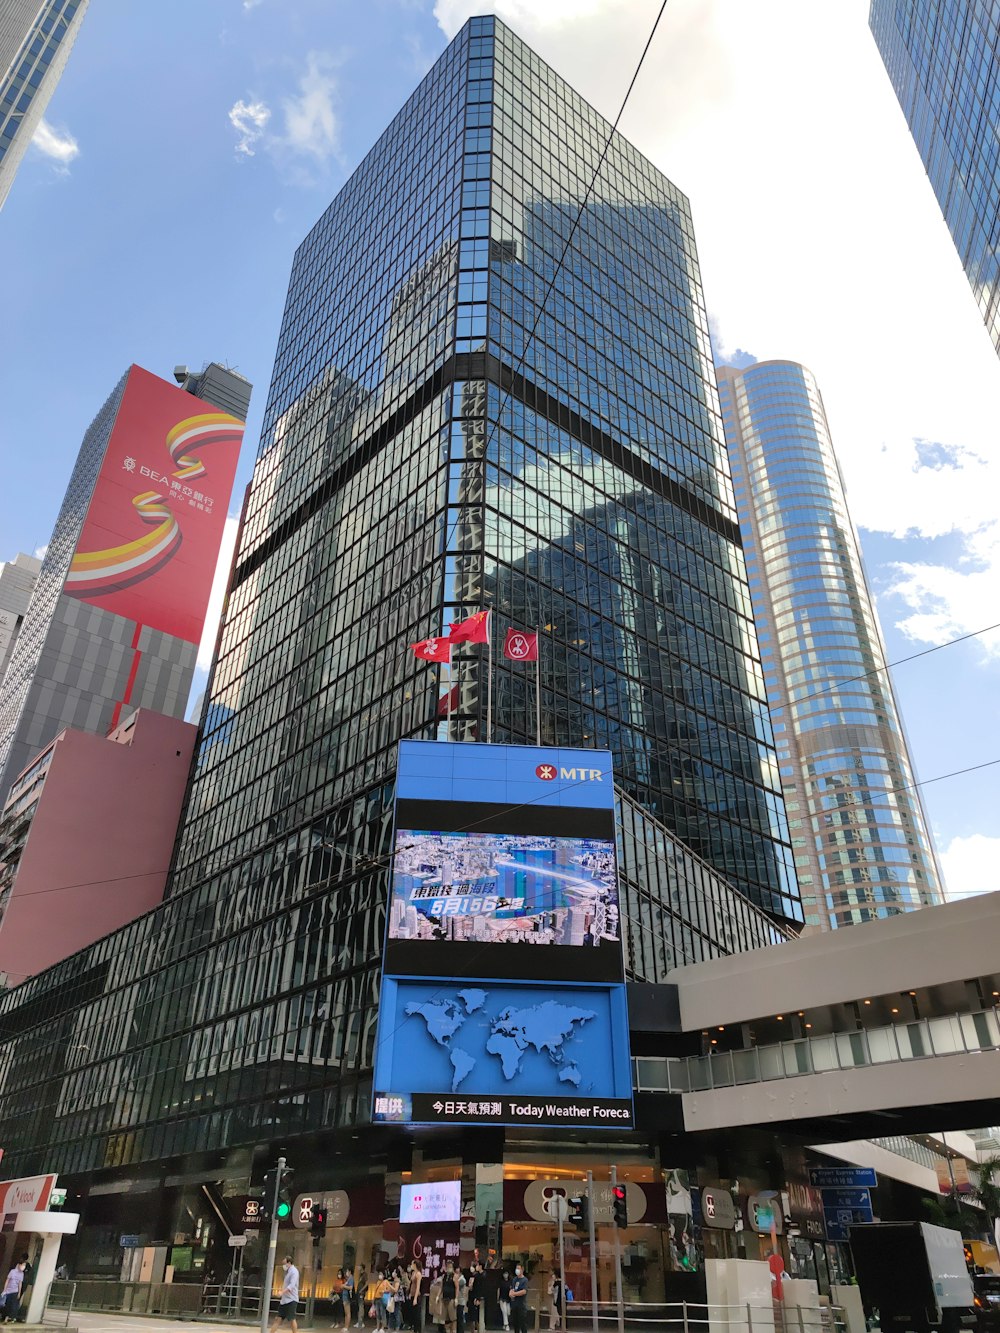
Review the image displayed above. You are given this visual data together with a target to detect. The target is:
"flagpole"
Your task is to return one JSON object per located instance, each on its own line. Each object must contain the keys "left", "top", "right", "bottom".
{"left": 534, "top": 627, "right": 541, "bottom": 746}
{"left": 446, "top": 650, "right": 454, "bottom": 741}
{"left": 486, "top": 612, "right": 493, "bottom": 745}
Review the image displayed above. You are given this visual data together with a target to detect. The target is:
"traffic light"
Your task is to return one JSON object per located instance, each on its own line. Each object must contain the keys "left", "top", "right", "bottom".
{"left": 276, "top": 1167, "right": 295, "bottom": 1221}
{"left": 260, "top": 1165, "right": 295, "bottom": 1224}
{"left": 611, "top": 1184, "right": 628, "bottom": 1228}
{"left": 568, "top": 1194, "right": 590, "bottom": 1231}
{"left": 310, "top": 1203, "right": 328, "bottom": 1239}
{"left": 260, "top": 1168, "right": 278, "bottom": 1224}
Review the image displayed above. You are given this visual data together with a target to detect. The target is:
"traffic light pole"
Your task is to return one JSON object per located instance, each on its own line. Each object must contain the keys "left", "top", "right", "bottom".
{"left": 585, "top": 1172, "right": 598, "bottom": 1333}
{"left": 555, "top": 1196, "right": 567, "bottom": 1332}
{"left": 609, "top": 1166, "right": 624, "bottom": 1333}
{"left": 260, "top": 1156, "right": 285, "bottom": 1333}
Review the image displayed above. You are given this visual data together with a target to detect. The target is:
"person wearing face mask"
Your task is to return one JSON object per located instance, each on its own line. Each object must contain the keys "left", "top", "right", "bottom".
{"left": 507, "top": 1265, "right": 528, "bottom": 1333}
{"left": 268, "top": 1256, "right": 300, "bottom": 1333}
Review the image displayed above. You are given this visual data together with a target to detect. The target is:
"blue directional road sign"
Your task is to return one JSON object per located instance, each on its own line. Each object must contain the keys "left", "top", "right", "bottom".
{"left": 809, "top": 1167, "right": 877, "bottom": 1189}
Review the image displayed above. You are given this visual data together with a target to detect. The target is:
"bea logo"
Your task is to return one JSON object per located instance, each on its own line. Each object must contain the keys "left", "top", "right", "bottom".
{"left": 535, "top": 760, "right": 604, "bottom": 782}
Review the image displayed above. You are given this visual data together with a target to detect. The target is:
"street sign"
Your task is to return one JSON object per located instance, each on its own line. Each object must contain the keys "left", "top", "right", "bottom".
{"left": 808, "top": 1167, "right": 877, "bottom": 1189}
{"left": 120, "top": 1235, "right": 140, "bottom": 1248}
{"left": 228, "top": 1235, "right": 248, "bottom": 1248}
{"left": 822, "top": 1188, "right": 873, "bottom": 1210}
{"left": 822, "top": 1186, "right": 873, "bottom": 1242}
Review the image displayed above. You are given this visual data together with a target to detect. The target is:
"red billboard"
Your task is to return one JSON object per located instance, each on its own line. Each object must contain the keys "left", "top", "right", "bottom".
{"left": 64, "top": 365, "right": 245, "bottom": 645}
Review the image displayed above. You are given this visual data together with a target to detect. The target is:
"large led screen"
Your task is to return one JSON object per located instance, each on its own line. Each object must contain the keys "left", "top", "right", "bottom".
{"left": 373, "top": 977, "right": 633, "bottom": 1128}
{"left": 399, "top": 1181, "right": 461, "bottom": 1223}
{"left": 63, "top": 364, "right": 244, "bottom": 645}
{"left": 374, "top": 741, "right": 635, "bottom": 1130}
{"left": 388, "top": 827, "right": 620, "bottom": 948}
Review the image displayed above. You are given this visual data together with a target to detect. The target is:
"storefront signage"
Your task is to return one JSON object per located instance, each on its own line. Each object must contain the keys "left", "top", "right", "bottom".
{"left": 699, "top": 1188, "right": 736, "bottom": 1230}
{"left": 747, "top": 1192, "right": 783, "bottom": 1235}
{"left": 522, "top": 1178, "right": 647, "bottom": 1225}
{"left": 783, "top": 1182, "right": 825, "bottom": 1240}
{"left": 0, "top": 1174, "right": 57, "bottom": 1217}
{"left": 291, "top": 1190, "right": 350, "bottom": 1228}
{"left": 808, "top": 1167, "right": 877, "bottom": 1189}
{"left": 372, "top": 742, "right": 634, "bottom": 1130}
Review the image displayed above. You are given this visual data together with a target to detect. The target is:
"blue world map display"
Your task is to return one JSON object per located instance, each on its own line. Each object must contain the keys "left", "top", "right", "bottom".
{"left": 377, "top": 979, "right": 626, "bottom": 1099}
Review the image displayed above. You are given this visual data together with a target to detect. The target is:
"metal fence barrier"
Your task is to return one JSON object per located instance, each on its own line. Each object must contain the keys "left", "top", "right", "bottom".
{"left": 561, "top": 1301, "right": 847, "bottom": 1333}
{"left": 41, "top": 1279, "right": 76, "bottom": 1327}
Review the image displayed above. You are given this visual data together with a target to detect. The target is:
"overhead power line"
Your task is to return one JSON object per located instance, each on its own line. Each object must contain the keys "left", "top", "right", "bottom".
{"left": 771, "top": 618, "right": 1000, "bottom": 713}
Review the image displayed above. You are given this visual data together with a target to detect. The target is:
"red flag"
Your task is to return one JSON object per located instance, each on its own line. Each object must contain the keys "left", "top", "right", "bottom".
{"left": 411, "top": 636, "right": 452, "bottom": 663}
{"left": 449, "top": 609, "right": 491, "bottom": 644}
{"left": 436, "top": 683, "right": 460, "bottom": 718}
{"left": 503, "top": 628, "right": 538, "bottom": 661}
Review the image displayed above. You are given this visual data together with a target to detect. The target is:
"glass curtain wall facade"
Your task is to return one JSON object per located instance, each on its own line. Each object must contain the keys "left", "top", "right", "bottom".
{"left": 0, "top": 18, "right": 799, "bottom": 1181}
{"left": 717, "top": 361, "right": 944, "bottom": 929}
{"left": 869, "top": 0, "right": 1000, "bottom": 355}
{"left": 0, "top": 0, "right": 89, "bottom": 210}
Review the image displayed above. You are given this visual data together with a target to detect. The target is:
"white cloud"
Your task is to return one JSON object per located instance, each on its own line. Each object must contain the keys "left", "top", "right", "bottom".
{"left": 31, "top": 117, "right": 79, "bottom": 168}
{"left": 33, "top": 544, "right": 48, "bottom": 560}
{"left": 885, "top": 523, "right": 1000, "bottom": 656}
{"left": 228, "top": 54, "right": 339, "bottom": 178}
{"left": 243, "top": 0, "right": 265, "bottom": 8}
{"left": 228, "top": 98, "right": 271, "bottom": 157}
{"left": 939, "top": 835, "right": 1000, "bottom": 901}
{"left": 196, "top": 513, "right": 241, "bottom": 672}
{"left": 279, "top": 52, "right": 339, "bottom": 162}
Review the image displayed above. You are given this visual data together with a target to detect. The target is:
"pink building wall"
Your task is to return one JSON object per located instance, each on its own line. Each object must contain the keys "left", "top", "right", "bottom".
{"left": 0, "top": 710, "right": 196, "bottom": 983}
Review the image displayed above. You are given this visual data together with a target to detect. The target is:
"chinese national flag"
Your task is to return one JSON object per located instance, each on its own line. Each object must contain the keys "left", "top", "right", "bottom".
{"left": 503, "top": 628, "right": 538, "bottom": 661}
{"left": 449, "top": 609, "right": 491, "bottom": 644}
{"left": 411, "top": 636, "right": 452, "bottom": 663}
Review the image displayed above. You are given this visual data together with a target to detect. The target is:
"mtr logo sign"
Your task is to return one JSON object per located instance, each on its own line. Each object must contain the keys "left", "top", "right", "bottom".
{"left": 535, "top": 762, "right": 604, "bottom": 782}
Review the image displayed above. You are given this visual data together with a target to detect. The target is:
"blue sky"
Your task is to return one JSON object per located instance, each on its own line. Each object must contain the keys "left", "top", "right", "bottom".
{"left": 2, "top": 0, "right": 998, "bottom": 899}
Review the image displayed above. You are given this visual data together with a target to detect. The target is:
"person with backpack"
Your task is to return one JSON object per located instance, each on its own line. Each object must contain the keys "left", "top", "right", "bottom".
{"left": 440, "top": 1262, "right": 458, "bottom": 1333}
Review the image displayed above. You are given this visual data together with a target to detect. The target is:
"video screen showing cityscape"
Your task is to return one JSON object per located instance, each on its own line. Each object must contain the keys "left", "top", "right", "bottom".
{"left": 388, "top": 828, "right": 620, "bottom": 951}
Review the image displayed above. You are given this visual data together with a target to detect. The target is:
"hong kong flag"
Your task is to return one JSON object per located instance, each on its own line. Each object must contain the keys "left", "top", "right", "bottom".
{"left": 411, "top": 636, "right": 452, "bottom": 663}
{"left": 503, "top": 628, "right": 538, "bottom": 661}
{"left": 449, "top": 609, "right": 491, "bottom": 644}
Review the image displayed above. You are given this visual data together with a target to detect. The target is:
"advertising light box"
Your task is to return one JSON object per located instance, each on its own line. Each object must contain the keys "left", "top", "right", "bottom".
{"left": 373, "top": 741, "right": 634, "bottom": 1130}
{"left": 399, "top": 1180, "right": 461, "bottom": 1223}
{"left": 64, "top": 365, "right": 244, "bottom": 645}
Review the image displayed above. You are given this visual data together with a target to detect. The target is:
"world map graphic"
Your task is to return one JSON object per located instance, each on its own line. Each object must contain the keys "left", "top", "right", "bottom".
{"left": 405, "top": 989, "right": 597, "bottom": 1093}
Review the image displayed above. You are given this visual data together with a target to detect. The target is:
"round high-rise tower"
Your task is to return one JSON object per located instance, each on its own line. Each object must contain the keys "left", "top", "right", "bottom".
{"left": 717, "top": 360, "right": 944, "bottom": 928}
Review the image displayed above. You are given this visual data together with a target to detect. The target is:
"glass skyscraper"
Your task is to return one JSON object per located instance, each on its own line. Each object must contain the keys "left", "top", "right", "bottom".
{"left": 0, "top": 0, "right": 89, "bottom": 210}
{"left": 718, "top": 360, "right": 944, "bottom": 929}
{"left": 870, "top": 0, "right": 1000, "bottom": 355}
{"left": 0, "top": 19, "right": 797, "bottom": 1264}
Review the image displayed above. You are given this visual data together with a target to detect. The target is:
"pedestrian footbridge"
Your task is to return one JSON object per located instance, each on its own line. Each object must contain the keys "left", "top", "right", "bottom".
{"left": 629, "top": 892, "right": 1000, "bottom": 1139}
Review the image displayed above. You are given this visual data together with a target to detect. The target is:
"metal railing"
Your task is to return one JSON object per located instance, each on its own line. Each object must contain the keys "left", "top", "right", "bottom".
{"left": 41, "top": 1279, "right": 76, "bottom": 1326}
{"left": 47, "top": 1278, "right": 206, "bottom": 1317}
{"left": 562, "top": 1302, "right": 846, "bottom": 1333}
{"left": 634, "top": 1007, "right": 1000, "bottom": 1093}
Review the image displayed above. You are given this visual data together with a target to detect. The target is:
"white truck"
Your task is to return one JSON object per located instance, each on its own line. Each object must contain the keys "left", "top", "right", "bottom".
{"left": 849, "top": 1222, "right": 975, "bottom": 1333}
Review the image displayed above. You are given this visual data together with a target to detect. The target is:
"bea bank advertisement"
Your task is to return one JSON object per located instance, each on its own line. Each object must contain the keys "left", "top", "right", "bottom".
{"left": 373, "top": 741, "right": 634, "bottom": 1130}
{"left": 63, "top": 364, "right": 245, "bottom": 645}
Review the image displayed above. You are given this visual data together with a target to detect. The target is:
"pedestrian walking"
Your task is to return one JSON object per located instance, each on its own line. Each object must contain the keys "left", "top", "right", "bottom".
{"left": 0, "top": 1262, "right": 25, "bottom": 1324}
{"left": 268, "top": 1257, "right": 300, "bottom": 1333}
